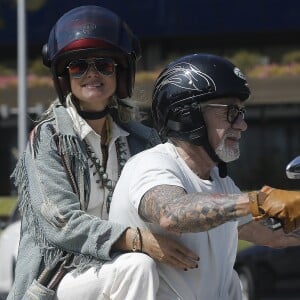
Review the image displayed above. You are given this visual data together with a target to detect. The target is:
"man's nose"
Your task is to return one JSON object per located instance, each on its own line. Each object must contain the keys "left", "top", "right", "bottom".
{"left": 232, "top": 114, "right": 247, "bottom": 131}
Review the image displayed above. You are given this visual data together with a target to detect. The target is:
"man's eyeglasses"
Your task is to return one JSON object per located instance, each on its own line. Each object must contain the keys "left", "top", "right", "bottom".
{"left": 202, "top": 104, "right": 246, "bottom": 124}
{"left": 67, "top": 58, "right": 117, "bottom": 78}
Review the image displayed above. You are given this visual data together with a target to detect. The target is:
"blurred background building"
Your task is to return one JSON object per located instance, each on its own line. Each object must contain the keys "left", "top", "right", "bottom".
{"left": 1, "top": 0, "right": 300, "bottom": 65}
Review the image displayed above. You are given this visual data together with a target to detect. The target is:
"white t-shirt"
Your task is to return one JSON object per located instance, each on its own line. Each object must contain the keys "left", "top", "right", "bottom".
{"left": 109, "top": 142, "right": 242, "bottom": 300}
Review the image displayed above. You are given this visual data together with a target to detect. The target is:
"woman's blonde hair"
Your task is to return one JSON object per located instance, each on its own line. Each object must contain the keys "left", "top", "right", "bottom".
{"left": 36, "top": 91, "right": 150, "bottom": 125}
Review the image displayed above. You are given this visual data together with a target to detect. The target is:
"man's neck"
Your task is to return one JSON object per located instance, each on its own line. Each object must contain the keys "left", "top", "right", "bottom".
{"left": 173, "top": 140, "right": 216, "bottom": 180}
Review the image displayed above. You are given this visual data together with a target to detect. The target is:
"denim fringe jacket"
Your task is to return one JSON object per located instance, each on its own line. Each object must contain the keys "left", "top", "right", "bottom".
{"left": 8, "top": 103, "right": 160, "bottom": 299}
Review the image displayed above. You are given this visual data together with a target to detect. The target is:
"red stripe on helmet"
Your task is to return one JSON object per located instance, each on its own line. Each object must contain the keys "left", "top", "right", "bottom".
{"left": 61, "top": 38, "right": 116, "bottom": 52}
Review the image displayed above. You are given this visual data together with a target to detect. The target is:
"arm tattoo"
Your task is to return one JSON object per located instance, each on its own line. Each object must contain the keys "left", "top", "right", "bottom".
{"left": 139, "top": 184, "right": 241, "bottom": 233}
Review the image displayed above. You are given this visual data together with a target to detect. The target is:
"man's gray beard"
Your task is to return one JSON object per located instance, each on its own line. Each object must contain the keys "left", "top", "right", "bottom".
{"left": 215, "top": 135, "right": 240, "bottom": 163}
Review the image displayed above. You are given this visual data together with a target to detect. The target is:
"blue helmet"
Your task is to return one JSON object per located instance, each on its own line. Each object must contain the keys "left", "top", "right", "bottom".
{"left": 42, "top": 5, "right": 141, "bottom": 101}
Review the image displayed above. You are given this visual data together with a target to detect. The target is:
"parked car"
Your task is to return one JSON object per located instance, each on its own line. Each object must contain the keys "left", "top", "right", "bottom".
{"left": 0, "top": 206, "right": 20, "bottom": 300}
{"left": 235, "top": 244, "right": 300, "bottom": 300}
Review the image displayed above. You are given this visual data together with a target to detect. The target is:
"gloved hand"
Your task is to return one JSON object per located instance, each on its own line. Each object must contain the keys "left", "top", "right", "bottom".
{"left": 248, "top": 186, "right": 300, "bottom": 233}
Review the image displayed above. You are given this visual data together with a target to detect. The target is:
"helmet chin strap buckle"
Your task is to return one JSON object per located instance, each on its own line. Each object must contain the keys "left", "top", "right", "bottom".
{"left": 188, "top": 104, "right": 228, "bottom": 178}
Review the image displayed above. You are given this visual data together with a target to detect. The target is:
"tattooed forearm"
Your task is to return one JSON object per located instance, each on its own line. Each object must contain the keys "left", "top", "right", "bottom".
{"left": 139, "top": 184, "right": 247, "bottom": 233}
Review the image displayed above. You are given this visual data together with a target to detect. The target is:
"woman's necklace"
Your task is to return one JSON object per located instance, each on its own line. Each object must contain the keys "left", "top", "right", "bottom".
{"left": 84, "top": 136, "right": 128, "bottom": 214}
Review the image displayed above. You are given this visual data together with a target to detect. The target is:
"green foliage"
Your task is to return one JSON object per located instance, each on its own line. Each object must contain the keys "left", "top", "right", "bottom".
{"left": 29, "top": 58, "right": 51, "bottom": 76}
{"left": 26, "top": 0, "right": 47, "bottom": 11}
{"left": 282, "top": 51, "right": 300, "bottom": 64}
{"left": 238, "top": 240, "right": 253, "bottom": 252}
{"left": 0, "top": 65, "right": 15, "bottom": 76}
{"left": 248, "top": 63, "right": 300, "bottom": 78}
{"left": 11, "top": 0, "right": 47, "bottom": 11}
{"left": 0, "top": 197, "right": 17, "bottom": 216}
{"left": 0, "top": 59, "right": 16, "bottom": 76}
{"left": 229, "top": 51, "right": 263, "bottom": 73}
{"left": 136, "top": 70, "right": 160, "bottom": 83}
{"left": 2, "top": 50, "right": 300, "bottom": 84}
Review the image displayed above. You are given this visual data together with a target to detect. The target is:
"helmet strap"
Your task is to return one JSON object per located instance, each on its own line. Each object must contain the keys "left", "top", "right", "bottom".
{"left": 51, "top": 65, "right": 66, "bottom": 104}
{"left": 201, "top": 140, "right": 227, "bottom": 178}
{"left": 165, "top": 103, "right": 228, "bottom": 178}
{"left": 190, "top": 103, "right": 228, "bottom": 178}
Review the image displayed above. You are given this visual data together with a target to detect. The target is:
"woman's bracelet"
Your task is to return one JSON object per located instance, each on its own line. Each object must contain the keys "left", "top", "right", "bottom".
{"left": 132, "top": 227, "right": 143, "bottom": 252}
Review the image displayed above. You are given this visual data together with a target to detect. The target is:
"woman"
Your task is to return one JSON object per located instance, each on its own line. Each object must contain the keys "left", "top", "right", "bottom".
{"left": 8, "top": 5, "right": 198, "bottom": 300}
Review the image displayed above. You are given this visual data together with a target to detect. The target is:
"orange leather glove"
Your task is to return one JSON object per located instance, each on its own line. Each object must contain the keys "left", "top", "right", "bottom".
{"left": 248, "top": 186, "right": 300, "bottom": 233}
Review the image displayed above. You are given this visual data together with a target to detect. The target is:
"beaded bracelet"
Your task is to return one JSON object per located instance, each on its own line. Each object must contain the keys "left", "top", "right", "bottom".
{"left": 132, "top": 227, "right": 143, "bottom": 252}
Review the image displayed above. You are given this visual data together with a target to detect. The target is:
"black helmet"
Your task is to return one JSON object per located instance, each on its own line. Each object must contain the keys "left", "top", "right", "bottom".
{"left": 42, "top": 5, "right": 141, "bottom": 102}
{"left": 152, "top": 53, "right": 250, "bottom": 144}
{"left": 152, "top": 53, "right": 251, "bottom": 177}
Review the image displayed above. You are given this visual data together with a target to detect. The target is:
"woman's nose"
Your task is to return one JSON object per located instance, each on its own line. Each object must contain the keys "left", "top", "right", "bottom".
{"left": 86, "top": 63, "right": 100, "bottom": 76}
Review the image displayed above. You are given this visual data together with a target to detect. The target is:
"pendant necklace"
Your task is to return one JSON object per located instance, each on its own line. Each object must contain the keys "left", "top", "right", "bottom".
{"left": 84, "top": 122, "right": 128, "bottom": 213}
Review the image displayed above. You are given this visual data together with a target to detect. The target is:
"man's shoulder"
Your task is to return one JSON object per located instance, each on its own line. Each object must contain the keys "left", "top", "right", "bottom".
{"left": 32, "top": 102, "right": 71, "bottom": 134}
{"left": 124, "top": 143, "right": 178, "bottom": 169}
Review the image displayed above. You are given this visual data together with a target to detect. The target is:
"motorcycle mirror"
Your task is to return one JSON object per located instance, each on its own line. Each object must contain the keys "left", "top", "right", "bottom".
{"left": 286, "top": 156, "right": 300, "bottom": 179}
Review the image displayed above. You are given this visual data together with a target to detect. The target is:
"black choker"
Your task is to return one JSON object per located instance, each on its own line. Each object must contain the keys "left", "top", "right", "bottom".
{"left": 78, "top": 107, "right": 109, "bottom": 120}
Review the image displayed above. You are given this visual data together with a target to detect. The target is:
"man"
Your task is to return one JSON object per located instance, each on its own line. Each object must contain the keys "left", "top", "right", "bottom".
{"left": 109, "top": 53, "right": 300, "bottom": 299}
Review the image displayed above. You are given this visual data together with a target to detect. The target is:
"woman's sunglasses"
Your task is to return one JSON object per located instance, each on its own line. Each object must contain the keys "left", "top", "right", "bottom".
{"left": 67, "top": 58, "right": 117, "bottom": 78}
{"left": 202, "top": 103, "right": 246, "bottom": 124}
